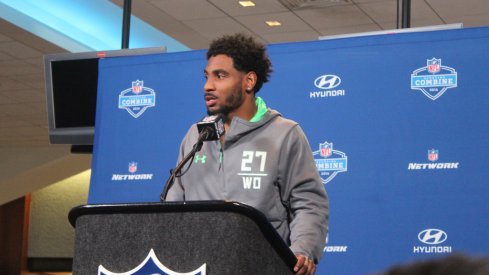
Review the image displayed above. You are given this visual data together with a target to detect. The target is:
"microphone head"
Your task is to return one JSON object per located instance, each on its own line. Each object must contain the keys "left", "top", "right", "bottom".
{"left": 196, "top": 114, "right": 225, "bottom": 141}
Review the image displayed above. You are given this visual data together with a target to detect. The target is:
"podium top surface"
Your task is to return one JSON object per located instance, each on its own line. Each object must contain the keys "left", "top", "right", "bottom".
{"left": 69, "top": 200, "right": 269, "bottom": 227}
{"left": 68, "top": 200, "right": 297, "bottom": 269}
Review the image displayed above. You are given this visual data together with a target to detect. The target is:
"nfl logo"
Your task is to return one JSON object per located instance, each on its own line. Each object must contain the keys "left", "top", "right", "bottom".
{"left": 319, "top": 142, "right": 333, "bottom": 158}
{"left": 99, "top": 249, "right": 207, "bottom": 275}
{"left": 427, "top": 58, "right": 441, "bottom": 74}
{"left": 427, "top": 149, "right": 439, "bottom": 162}
{"left": 128, "top": 162, "right": 138, "bottom": 173}
{"left": 132, "top": 80, "right": 144, "bottom": 94}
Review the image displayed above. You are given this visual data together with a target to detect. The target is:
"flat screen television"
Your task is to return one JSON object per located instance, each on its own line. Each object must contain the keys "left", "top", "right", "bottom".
{"left": 44, "top": 47, "right": 166, "bottom": 145}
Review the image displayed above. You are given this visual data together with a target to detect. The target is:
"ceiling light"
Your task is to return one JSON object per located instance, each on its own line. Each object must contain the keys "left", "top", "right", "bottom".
{"left": 279, "top": 0, "right": 349, "bottom": 10}
{"left": 239, "top": 1, "right": 256, "bottom": 7}
{"left": 265, "top": 21, "right": 282, "bottom": 27}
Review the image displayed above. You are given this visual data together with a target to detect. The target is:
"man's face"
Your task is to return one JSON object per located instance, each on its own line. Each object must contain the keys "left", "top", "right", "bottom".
{"left": 204, "top": 54, "right": 247, "bottom": 116}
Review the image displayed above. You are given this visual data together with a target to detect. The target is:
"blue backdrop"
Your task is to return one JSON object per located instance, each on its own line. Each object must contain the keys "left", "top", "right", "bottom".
{"left": 88, "top": 26, "right": 489, "bottom": 274}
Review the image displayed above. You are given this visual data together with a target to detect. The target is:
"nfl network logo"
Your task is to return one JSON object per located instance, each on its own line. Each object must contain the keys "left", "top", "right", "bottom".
{"left": 313, "top": 141, "right": 348, "bottom": 184}
{"left": 427, "top": 149, "right": 439, "bottom": 162}
{"left": 407, "top": 148, "right": 459, "bottom": 170}
{"left": 128, "top": 162, "right": 138, "bottom": 173}
{"left": 411, "top": 58, "right": 458, "bottom": 100}
{"left": 112, "top": 162, "right": 153, "bottom": 181}
{"left": 118, "top": 80, "right": 156, "bottom": 118}
{"left": 324, "top": 231, "right": 348, "bottom": 253}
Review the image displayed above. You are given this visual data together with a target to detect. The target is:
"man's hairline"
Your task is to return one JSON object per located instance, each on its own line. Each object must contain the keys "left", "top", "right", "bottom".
{"left": 207, "top": 53, "right": 251, "bottom": 75}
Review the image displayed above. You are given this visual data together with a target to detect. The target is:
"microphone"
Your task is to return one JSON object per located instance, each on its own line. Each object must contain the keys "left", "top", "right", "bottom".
{"left": 160, "top": 113, "right": 225, "bottom": 201}
{"left": 196, "top": 114, "right": 225, "bottom": 141}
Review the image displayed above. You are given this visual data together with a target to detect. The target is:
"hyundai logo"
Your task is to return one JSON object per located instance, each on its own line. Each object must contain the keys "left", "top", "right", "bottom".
{"left": 314, "top": 74, "right": 341, "bottom": 90}
{"left": 418, "top": 229, "right": 448, "bottom": 245}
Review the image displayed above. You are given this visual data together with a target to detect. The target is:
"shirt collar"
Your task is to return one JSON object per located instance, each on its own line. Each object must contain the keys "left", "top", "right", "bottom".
{"left": 250, "top": 96, "right": 267, "bottom": 122}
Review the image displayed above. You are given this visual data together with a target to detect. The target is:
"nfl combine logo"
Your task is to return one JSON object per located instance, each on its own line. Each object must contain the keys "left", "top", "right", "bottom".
{"left": 118, "top": 80, "right": 156, "bottom": 118}
{"left": 313, "top": 141, "right": 348, "bottom": 184}
{"left": 410, "top": 58, "right": 458, "bottom": 100}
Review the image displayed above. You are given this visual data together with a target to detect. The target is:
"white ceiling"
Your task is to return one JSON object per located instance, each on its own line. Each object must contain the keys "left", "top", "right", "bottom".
{"left": 1, "top": 0, "right": 489, "bottom": 204}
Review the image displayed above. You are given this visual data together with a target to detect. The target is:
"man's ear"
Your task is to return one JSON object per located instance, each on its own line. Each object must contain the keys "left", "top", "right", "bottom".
{"left": 245, "top": 71, "right": 257, "bottom": 93}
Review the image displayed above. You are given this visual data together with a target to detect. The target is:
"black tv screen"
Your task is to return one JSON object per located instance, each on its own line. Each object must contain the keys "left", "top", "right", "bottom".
{"left": 51, "top": 58, "right": 98, "bottom": 129}
{"left": 44, "top": 47, "right": 166, "bottom": 145}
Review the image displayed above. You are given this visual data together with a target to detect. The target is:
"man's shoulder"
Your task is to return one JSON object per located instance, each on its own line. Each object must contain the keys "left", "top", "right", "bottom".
{"left": 266, "top": 109, "right": 299, "bottom": 129}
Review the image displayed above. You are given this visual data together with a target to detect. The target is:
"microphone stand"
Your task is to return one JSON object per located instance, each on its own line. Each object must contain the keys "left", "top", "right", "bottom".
{"left": 160, "top": 131, "right": 207, "bottom": 201}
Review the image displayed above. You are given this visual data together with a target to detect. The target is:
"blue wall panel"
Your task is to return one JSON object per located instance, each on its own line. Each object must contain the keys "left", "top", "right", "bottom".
{"left": 88, "top": 27, "right": 489, "bottom": 274}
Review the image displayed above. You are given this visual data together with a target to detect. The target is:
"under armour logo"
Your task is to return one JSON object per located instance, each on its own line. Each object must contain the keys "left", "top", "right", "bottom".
{"left": 194, "top": 154, "right": 207, "bottom": 164}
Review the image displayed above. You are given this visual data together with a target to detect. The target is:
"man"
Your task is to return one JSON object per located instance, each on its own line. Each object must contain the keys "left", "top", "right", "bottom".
{"left": 165, "top": 33, "right": 329, "bottom": 275}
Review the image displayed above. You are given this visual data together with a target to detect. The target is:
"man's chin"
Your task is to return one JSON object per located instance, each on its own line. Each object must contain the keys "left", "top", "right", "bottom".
{"left": 207, "top": 107, "right": 225, "bottom": 116}
{"left": 207, "top": 105, "right": 232, "bottom": 116}
{"left": 207, "top": 109, "right": 218, "bottom": 116}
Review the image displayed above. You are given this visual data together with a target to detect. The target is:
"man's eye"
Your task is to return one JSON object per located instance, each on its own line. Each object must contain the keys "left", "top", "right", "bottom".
{"left": 217, "top": 73, "right": 226, "bottom": 79}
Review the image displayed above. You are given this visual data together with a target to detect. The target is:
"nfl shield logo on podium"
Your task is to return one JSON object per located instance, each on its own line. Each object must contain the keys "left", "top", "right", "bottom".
{"left": 98, "top": 249, "right": 206, "bottom": 275}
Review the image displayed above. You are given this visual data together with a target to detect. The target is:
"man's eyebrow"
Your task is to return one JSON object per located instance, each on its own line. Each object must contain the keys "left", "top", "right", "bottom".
{"left": 204, "top": 68, "right": 228, "bottom": 75}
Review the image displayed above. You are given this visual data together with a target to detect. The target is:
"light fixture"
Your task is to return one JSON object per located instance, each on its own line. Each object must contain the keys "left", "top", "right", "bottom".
{"left": 239, "top": 1, "right": 256, "bottom": 7}
{"left": 278, "top": 0, "right": 349, "bottom": 10}
{"left": 265, "top": 21, "right": 282, "bottom": 27}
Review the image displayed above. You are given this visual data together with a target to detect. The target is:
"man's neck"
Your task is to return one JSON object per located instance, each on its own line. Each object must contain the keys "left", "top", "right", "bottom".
{"left": 224, "top": 95, "right": 257, "bottom": 128}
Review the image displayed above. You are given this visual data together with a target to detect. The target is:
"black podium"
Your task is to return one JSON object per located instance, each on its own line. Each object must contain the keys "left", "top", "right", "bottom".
{"left": 69, "top": 201, "right": 296, "bottom": 274}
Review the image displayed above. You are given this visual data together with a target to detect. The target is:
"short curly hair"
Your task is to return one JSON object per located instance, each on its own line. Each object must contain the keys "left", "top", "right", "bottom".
{"left": 207, "top": 33, "right": 272, "bottom": 93}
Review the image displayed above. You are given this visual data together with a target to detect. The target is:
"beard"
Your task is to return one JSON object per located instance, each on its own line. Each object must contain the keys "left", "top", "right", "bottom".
{"left": 207, "top": 88, "right": 244, "bottom": 116}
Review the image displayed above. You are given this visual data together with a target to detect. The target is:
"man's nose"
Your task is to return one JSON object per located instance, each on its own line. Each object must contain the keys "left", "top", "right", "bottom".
{"left": 204, "top": 78, "right": 214, "bottom": 92}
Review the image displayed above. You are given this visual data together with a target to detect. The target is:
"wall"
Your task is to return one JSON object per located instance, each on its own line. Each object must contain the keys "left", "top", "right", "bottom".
{"left": 27, "top": 170, "right": 90, "bottom": 264}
